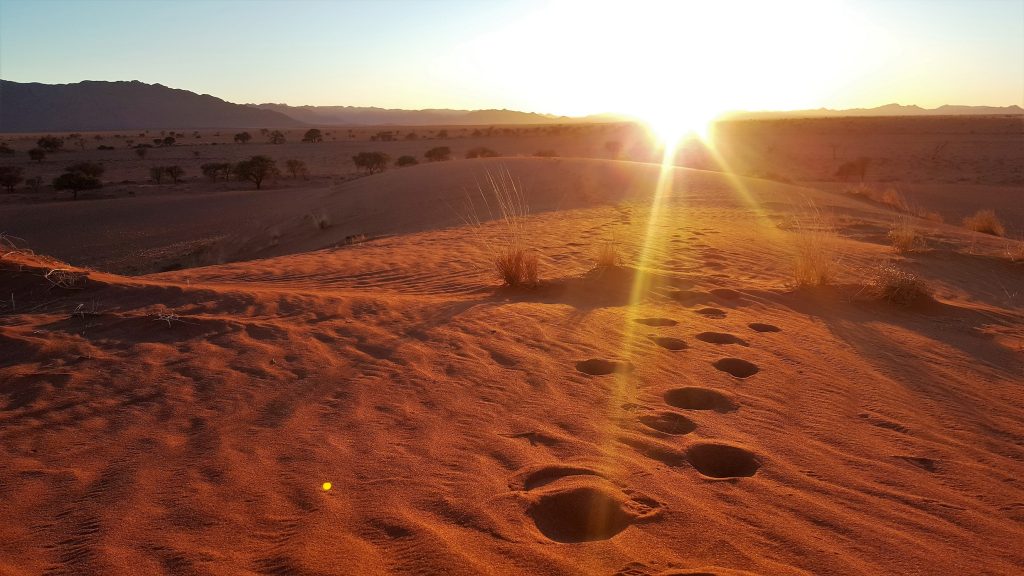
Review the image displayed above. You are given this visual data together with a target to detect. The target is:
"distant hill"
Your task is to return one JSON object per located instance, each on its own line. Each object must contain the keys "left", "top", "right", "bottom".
{"left": 249, "top": 103, "right": 576, "bottom": 126}
{"left": 723, "top": 103, "right": 1024, "bottom": 120}
{"left": 0, "top": 80, "right": 302, "bottom": 132}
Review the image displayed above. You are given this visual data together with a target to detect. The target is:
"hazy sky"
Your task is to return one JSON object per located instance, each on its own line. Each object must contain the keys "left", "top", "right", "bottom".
{"left": 1, "top": 0, "right": 1021, "bottom": 117}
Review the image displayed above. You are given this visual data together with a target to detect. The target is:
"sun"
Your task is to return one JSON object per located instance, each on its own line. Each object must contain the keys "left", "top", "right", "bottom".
{"left": 643, "top": 104, "right": 718, "bottom": 146}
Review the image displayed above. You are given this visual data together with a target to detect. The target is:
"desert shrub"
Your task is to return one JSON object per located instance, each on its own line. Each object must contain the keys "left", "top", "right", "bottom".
{"left": 465, "top": 147, "right": 499, "bottom": 159}
{"left": 302, "top": 129, "right": 323, "bottom": 143}
{"left": 97, "top": 145, "right": 115, "bottom": 150}
{"left": 405, "top": 132, "right": 418, "bottom": 140}
{"left": 36, "top": 135, "right": 64, "bottom": 153}
{"left": 352, "top": 151, "right": 389, "bottom": 174}
{"left": 425, "top": 146, "right": 452, "bottom": 162}
{"left": 0, "top": 166, "right": 24, "bottom": 192}
{"left": 201, "top": 162, "right": 232, "bottom": 182}
{"left": 888, "top": 218, "right": 924, "bottom": 253}
{"left": 164, "top": 165, "right": 184, "bottom": 183}
{"left": 834, "top": 157, "right": 870, "bottom": 182}
{"left": 534, "top": 150, "right": 558, "bottom": 158}
{"left": 162, "top": 136, "right": 176, "bottom": 146}
{"left": 963, "top": 209, "right": 1005, "bottom": 237}
{"left": 494, "top": 246, "right": 539, "bottom": 287}
{"left": 234, "top": 155, "right": 279, "bottom": 189}
{"left": 790, "top": 209, "right": 840, "bottom": 287}
{"left": 864, "top": 263, "right": 932, "bottom": 306}
{"left": 594, "top": 239, "right": 620, "bottom": 268}
{"left": 268, "top": 130, "right": 286, "bottom": 145}
{"left": 53, "top": 162, "right": 104, "bottom": 200}
{"left": 234, "top": 132, "right": 252, "bottom": 144}
{"left": 28, "top": 148, "right": 45, "bottom": 162}
{"left": 395, "top": 155, "right": 418, "bottom": 167}
{"left": 285, "top": 159, "right": 309, "bottom": 179}
{"left": 461, "top": 169, "right": 540, "bottom": 287}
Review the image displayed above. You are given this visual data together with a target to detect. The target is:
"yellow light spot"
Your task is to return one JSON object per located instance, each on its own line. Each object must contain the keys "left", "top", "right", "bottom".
{"left": 322, "top": 482, "right": 332, "bottom": 491}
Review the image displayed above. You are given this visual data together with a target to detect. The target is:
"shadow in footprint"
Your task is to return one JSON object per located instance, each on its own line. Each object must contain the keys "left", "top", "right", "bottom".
{"left": 696, "top": 332, "right": 749, "bottom": 346}
{"left": 577, "top": 359, "right": 632, "bottom": 376}
{"left": 638, "top": 411, "right": 696, "bottom": 435}
{"left": 748, "top": 323, "right": 781, "bottom": 333}
{"left": 649, "top": 336, "right": 688, "bottom": 351}
{"left": 686, "top": 443, "right": 761, "bottom": 478}
{"left": 664, "top": 387, "right": 737, "bottom": 412}
{"left": 634, "top": 317, "right": 678, "bottom": 327}
{"left": 695, "top": 308, "right": 726, "bottom": 319}
{"left": 712, "top": 358, "right": 759, "bottom": 378}
{"left": 527, "top": 485, "right": 660, "bottom": 543}
{"left": 515, "top": 464, "right": 606, "bottom": 490}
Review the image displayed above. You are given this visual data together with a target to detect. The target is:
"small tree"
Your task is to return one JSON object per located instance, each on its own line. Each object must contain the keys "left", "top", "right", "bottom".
{"left": 424, "top": 146, "right": 451, "bottom": 162}
{"left": 37, "top": 135, "right": 64, "bottom": 153}
{"left": 0, "top": 166, "right": 24, "bottom": 192}
{"left": 53, "top": 162, "right": 104, "bottom": 200}
{"left": 201, "top": 162, "right": 232, "bottom": 182}
{"left": 352, "top": 151, "right": 389, "bottom": 174}
{"left": 150, "top": 166, "right": 166, "bottom": 184}
{"left": 465, "top": 147, "right": 499, "bottom": 159}
{"left": 135, "top": 147, "right": 148, "bottom": 159}
{"left": 395, "top": 155, "right": 418, "bottom": 167}
{"left": 234, "top": 132, "right": 252, "bottom": 144}
{"left": 234, "top": 155, "right": 279, "bottom": 189}
{"left": 165, "top": 165, "right": 184, "bottom": 183}
{"left": 285, "top": 159, "right": 309, "bottom": 179}
{"left": 162, "top": 136, "right": 176, "bottom": 146}
{"left": 268, "top": 130, "right": 286, "bottom": 144}
{"left": 28, "top": 148, "right": 46, "bottom": 162}
{"left": 302, "top": 129, "right": 323, "bottom": 143}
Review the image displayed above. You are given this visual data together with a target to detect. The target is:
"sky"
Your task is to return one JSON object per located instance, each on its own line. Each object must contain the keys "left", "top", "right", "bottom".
{"left": 1, "top": 0, "right": 1022, "bottom": 120}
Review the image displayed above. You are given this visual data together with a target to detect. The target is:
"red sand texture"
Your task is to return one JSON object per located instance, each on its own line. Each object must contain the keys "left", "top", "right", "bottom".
{"left": 2, "top": 154, "right": 1023, "bottom": 575}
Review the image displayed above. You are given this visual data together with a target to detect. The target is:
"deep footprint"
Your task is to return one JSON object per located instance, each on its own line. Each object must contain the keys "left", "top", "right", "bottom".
{"left": 695, "top": 307, "right": 726, "bottom": 318}
{"left": 696, "top": 332, "right": 749, "bottom": 346}
{"left": 527, "top": 485, "right": 658, "bottom": 542}
{"left": 649, "top": 336, "right": 688, "bottom": 351}
{"left": 638, "top": 411, "right": 697, "bottom": 435}
{"left": 663, "top": 387, "right": 737, "bottom": 412}
{"left": 686, "top": 443, "right": 761, "bottom": 478}
{"left": 634, "top": 317, "right": 678, "bottom": 327}
{"left": 576, "top": 359, "right": 632, "bottom": 376}
{"left": 712, "top": 358, "right": 759, "bottom": 378}
{"left": 748, "top": 323, "right": 781, "bottom": 333}
{"left": 516, "top": 465, "right": 606, "bottom": 490}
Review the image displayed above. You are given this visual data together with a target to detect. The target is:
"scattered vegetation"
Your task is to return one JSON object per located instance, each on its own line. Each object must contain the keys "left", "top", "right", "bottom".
{"left": 863, "top": 262, "right": 932, "bottom": 306}
{"left": 36, "top": 135, "right": 64, "bottom": 153}
{"left": 234, "top": 131, "right": 252, "bottom": 144}
{"left": 845, "top": 184, "right": 943, "bottom": 222}
{"left": 790, "top": 209, "right": 841, "bottom": 287}
{"left": 28, "top": 148, "right": 45, "bottom": 162}
{"left": 395, "top": 155, "right": 418, "bottom": 167}
{"left": 285, "top": 159, "right": 309, "bottom": 179}
{"left": 164, "top": 165, "right": 185, "bottom": 183}
{"left": 888, "top": 217, "right": 925, "bottom": 253}
{"left": 0, "top": 166, "right": 24, "bottom": 192}
{"left": 268, "top": 130, "right": 286, "bottom": 145}
{"left": 302, "top": 128, "right": 323, "bottom": 143}
{"left": 234, "top": 155, "right": 279, "bottom": 189}
{"left": 201, "top": 162, "right": 232, "bottom": 182}
{"left": 465, "top": 147, "right": 499, "bottom": 159}
{"left": 53, "top": 162, "right": 104, "bottom": 200}
{"left": 425, "top": 146, "right": 452, "bottom": 162}
{"left": 963, "top": 209, "right": 1005, "bottom": 237}
{"left": 834, "top": 156, "right": 870, "bottom": 182}
{"left": 352, "top": 151, "right": 390, "bottom": 174}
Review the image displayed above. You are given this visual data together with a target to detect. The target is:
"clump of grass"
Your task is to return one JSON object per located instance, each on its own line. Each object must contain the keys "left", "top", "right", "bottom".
{"left": 594, "top": 239, "right": 620, "bottom": 269}
{"left": 790, "top": 207, "right": 841, "bottom": 287}
{"left": 864, "top": 262, "right": 932, "bottom": 306}
{"left": 494, "top": 246, "right": 538, "bottom": 287}
{"left": 462, "top": 168, "right": 541, "bottom": 287}
{"left": 963, "top": 209, "right": 1005, "bottom": 237}
{"left": 888, "top": 217, "right": 924, "bottom": 253}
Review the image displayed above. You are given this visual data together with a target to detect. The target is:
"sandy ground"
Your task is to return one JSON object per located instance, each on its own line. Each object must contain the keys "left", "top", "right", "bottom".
{"left": 1, "top": 151, "right": 1023, "bottom": 574}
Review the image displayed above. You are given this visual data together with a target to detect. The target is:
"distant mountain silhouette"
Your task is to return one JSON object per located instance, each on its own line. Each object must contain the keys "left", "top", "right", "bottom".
{"left": 723, "top": 103, "right": 1024, "bottom": 120}
{"left": 0, "top": 80, "right": 302, "bottom": 132}
{"left": 249, "top": 103, "right": 573, "bottom": 126}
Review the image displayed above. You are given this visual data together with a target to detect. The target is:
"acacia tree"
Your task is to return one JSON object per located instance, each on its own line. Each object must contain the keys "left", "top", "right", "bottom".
{"left": 285, "top": 159, "right": 309, "bottom": 179}
{"left": 234, "top": 155, "right": 279, "bottom": 189}
{"left": 201, "top": 162, "right": 232, "bottom": 181}
{"left": 268, "top": 130, "right": 286, "bottom": 144}
{"left": 164, "top": 165, "right": 184, "bottom": 183}
{"left": 37, "top": 136, "right": 64, "bottom": 153}
{"left": 302, "top": 129, "right": 323, "bottom": 143}
{"left": 53, "top": 162, "right": 104, "bottom": 200}
{"left": 28, "top": 148, "right": 45, "bottom": 162}
{"left": 0, "top": 166, "right": 24, "bottom": 192}
{"left": 352, "top": 152, "right": 389, "bottom": 174}
{"left": 234, "top": 132, "right": 252, "bottom": 144}
{"left": 424, "top": 146, "right": 451, "bottom": 162}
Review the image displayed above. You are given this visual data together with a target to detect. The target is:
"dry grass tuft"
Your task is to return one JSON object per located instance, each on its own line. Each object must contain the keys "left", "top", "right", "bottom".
{"left": 790, "top": 206, "right": 841, "bottom": 287}
{"left": 888, "top": 217, "right": 925, "bottom": 253}
{"left": 963, "top": 209, "right": 1005, "bottom": 237}
{"left": 461, "top": 168, "right": 541, "bottom": 287}
{"left": 594, "top": 239, "right": 620, "bottom": 269}
{"left": 863, "top": 262, "right": 932, "bottom": 306}
{"left": 494, "top": 246, "right": 539, "bottom": 287}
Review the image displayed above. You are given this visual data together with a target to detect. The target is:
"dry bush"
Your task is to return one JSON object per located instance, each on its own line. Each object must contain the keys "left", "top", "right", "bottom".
{"left": 494, "top": 246, "right": 539, "bottom": 287}
{"left": 790, "top": 207, "right": 841, "bottom": 287}
{"left": 594, "top": 239, "right": 620, "bottom": 269}
{"left": 888, "top": 218, "right": 924, "bottom": 253}
{"left": 963, "top": 209, "right": 1005, "bottom": 237}
{"left": 863, "top": 262, "right": 932, "bottom": 306}
{"left": 461, "top": 169, "right": 540, "bottom": 287}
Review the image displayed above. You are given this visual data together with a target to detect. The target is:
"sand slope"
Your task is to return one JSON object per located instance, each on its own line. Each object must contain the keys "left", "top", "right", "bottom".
{"left": 1, "top": 160, "right": 1023, "bottom": 575}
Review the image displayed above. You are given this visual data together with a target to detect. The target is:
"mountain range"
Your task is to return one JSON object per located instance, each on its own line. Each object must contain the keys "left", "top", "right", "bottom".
{"left": 0, "top": 80, "right": 1020, "bottom": 133}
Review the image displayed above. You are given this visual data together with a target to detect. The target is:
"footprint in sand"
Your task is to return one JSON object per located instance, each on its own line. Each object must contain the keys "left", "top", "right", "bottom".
{"left": 634, "top": 317, "right": 678, "bottom": 327}
{"left": 748, "top": 323, "right": 781, "bottom": 333}
{"left": 663, "top": 387, "right": 737, "bottom": 412}
{"left": 712, "top": 358, "right": 759, "bottom": 378}
{"left": 709, "top": 288, "right": 743, "bottom": 301}
{"left": 512, "top": 464, "right": 607, "bottom": 491}
{"left": 527, "top": 484, "right": 661, "bottom": 542}
{"left": 696, "top": 332, "right": 749, "bottom": 346}
{"left": 686, "top": 443, "right": 761, "bottom": 479}
{"left": 648, "top": 335, "right": 688, "bottom": 351}
{"left": 576, "top": 358, "right": 632, "bottom": 376}
{"left": 695, "top": 307, "right": 726, "bottom": 319}
{"left": 638, "top": 411, "right": 697, "bottom": 435}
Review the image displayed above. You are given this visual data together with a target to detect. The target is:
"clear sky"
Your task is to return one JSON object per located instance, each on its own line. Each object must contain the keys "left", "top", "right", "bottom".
{"left": 1, "top": 0, "right": 1022, "bottom": 118}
